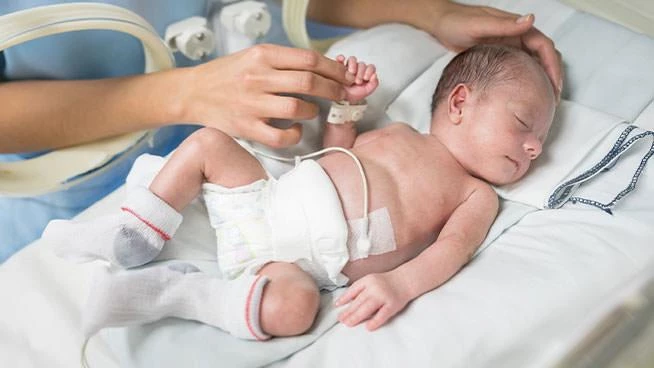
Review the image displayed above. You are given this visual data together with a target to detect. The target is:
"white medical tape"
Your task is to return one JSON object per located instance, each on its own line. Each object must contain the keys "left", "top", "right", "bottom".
{"left": 346, "top": 207, "right": 396, "bottom": 260}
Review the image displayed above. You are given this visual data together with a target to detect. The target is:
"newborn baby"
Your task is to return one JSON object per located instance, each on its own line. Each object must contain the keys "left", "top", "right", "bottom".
{"left": 44, "top": 44, "right": 556, "bottom": 341}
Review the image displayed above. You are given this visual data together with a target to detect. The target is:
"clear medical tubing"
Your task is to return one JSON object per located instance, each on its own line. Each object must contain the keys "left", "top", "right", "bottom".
{"left": 282, "top": 0, "right": 341, "bottom": 52}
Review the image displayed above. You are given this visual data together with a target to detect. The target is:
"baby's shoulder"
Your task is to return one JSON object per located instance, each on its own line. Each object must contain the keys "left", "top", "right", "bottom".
{"left": 371, "top": 122, "right": 421, "bottom": 140}
{"left": 360, "top": 122, "right": 418, "bottom": 143}
{"left": 464, "top": 178, "right": 499, "bottom": 209}
{"left": 385, "top": 121, "right": 419, "bottom": 133}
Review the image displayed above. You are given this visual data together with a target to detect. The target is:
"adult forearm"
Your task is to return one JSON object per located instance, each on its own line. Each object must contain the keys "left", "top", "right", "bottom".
{"left": 306, "top": 0, "right": 445, "bottom": 32}
{"left": 0, "top": 69, "right": 189, "bottom": 153}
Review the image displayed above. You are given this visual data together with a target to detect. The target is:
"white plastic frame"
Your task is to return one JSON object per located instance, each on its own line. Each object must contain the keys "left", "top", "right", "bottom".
{"left": 0, "top": 3, "right": 175, "bottom": 197}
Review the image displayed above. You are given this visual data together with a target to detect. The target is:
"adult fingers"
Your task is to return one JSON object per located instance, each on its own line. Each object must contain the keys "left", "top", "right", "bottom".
{"left": 240, "top": 120, "right": 303, "bottom": 148}
{"left": 258, "top": 70, "right": 346, "bottom": 101}
{"left": 253, "top": 44, "right": 352, "bottom": 86}
{"left": 480, "top": 5, "right": 521, "bottom": 19}
{"left": 521, "top": 27, "right": 563, "bottom": 97}
{"left": 254, "top": 95, "right": 319, "bottom": 120}
{"left": 469, "top": 12, "right": 534, "bottom": 39}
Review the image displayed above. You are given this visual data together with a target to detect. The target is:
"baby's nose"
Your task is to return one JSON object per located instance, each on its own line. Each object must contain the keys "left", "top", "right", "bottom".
{"left": 524, "top": 138, "right": 542, "bottom": 160}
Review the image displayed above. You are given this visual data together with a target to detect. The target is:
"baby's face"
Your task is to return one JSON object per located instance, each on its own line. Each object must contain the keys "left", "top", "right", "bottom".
{"left": 458, "top": 72, "right": 556, "bottom": 185}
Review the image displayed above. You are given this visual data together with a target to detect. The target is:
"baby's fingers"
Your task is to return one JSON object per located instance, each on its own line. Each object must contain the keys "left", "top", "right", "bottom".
{"left": 355, "top": 62, "right": 367, "bottom": 84}
{"left": 335, "top": 282, "right": 365, "bottom": 307}
{"left": 363, "top": 64, "right": 376, "bottom": 81}
{"left": 347, "top": 56, "right": 358, "bottom": 74}
{"left": 360, "top": 73, "right": 379, "bottom": 96}
{"left": 342, "top": 299, "right": 382, "bottom": 327}
{"left": 336, "top": 54, "right": 346, "bottom": 64}
{"left": 365, "top": 305, "right": 394, "bottom": 331}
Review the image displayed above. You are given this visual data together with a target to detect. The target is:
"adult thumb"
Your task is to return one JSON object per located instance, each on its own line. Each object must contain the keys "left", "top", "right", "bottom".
{"left": 473, "top": 13, "right": 534, "bottom": 38}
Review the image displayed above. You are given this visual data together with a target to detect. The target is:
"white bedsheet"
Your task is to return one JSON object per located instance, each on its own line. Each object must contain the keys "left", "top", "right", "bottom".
{"left": 274, "top": 198, "right": 654, "bottom": 368}
{"left": 1, "top": 0, "right": 654, "bottom": 367}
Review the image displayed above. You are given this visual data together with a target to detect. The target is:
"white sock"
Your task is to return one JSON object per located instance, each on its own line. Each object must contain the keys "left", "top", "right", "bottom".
{"left": 83, "top": 263, "right": 271, "bottom": 341}
{"left": 44, "top": 187, "right": 182, "bottom": 268}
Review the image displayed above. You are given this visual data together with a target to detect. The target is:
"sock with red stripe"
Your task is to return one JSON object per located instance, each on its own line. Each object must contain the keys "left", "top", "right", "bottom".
{"left": 44, "top": 186, "right": 182, "bottom": 268}
{"left": 83, "top": 263, "right": 271, "bottom": 341}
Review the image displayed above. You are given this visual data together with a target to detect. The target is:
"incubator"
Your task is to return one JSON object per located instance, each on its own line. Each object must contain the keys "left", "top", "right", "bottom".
{"left": 2, "top": 1, "right": 653, "bottom": 366}
{"left": 0, "top": 0, "right": 316, "bottom": 198}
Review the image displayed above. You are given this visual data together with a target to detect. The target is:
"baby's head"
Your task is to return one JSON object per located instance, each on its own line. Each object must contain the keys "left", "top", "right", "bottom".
{"left": 430, "top": 44, "right": 556, "bottom": 185}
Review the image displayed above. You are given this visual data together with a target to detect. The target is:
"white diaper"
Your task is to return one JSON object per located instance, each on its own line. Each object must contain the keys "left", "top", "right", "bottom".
{"left": 202, "top": 160, "right": 350, "bottom": 290}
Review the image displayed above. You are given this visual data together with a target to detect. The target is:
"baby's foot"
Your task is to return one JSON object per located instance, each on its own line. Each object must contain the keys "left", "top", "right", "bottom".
{"left": 83, "top": 263, "right": 271, "bottom": 340}
{"left": 43, "top": 187, "right": 182, "bottom": 268}
{"left": 336, "top": 55, "right": 379, "bottom": 103}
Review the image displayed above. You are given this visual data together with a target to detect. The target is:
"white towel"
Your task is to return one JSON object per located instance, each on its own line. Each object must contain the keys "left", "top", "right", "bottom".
{"left": 495, "top": 101, "right": 623, "bottom": 208}
{"left": 545, "top": 123, "right": 654, "bottom": 213}
{"left": 496, "top": 101, "right": 653, "bottom": 211}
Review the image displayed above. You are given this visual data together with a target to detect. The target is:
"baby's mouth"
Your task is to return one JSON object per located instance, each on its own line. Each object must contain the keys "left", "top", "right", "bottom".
{"left": 505, "top": 156, "right": 520, "bottom": 172}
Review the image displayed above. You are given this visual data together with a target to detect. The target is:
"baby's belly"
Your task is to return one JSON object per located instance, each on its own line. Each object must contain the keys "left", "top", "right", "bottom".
{"left": 319, "top": 156, "right": 412, "bottom": 236}
{"left": 342, "top": 208, "right": 436, "bottom": 283}
{"left": 341, "top": 238, "right": 432, "bottom": 283}
{"left": 318, "top": 156, "right": 438, "bottom": 282}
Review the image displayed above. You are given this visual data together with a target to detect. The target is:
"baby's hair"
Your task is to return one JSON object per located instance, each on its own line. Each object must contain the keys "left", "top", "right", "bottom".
{"left": 431, "top": 44, "right": 536, "bottom": 113}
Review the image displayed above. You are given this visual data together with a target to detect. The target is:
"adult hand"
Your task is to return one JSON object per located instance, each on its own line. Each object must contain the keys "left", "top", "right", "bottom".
{"left": 181, "top": 44, "right": 354, "bottom": 148}
{"left": 428, "top": 2, "right": 563, "bottom": 100}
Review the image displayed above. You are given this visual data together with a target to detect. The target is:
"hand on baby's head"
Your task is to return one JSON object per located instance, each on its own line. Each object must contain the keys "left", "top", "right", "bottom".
{"left": 337, "top": 55, "right": 379, "bottom": 103}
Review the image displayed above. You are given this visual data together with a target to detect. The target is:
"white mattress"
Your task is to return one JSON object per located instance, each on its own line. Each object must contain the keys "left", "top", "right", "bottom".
{"left": 1, "top": 0, "right": 654, "bottom": 367}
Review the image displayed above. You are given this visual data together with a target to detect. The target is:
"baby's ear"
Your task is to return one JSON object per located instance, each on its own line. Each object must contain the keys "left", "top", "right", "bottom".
{"left": 447, "top": 84, "right": 469, "bottom": 125}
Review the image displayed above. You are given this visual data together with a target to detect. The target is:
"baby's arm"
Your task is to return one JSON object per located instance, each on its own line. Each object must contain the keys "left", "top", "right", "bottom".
{"left": 336, "top": 183, "right": 499, "bottom": 331}
{"left": 322, "top": 56, "right": 378, "bottom": 149}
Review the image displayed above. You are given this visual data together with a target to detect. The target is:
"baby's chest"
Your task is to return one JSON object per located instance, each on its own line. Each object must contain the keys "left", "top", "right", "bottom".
{"left": 400, "top": 164, "right": 471, "bottom": 216}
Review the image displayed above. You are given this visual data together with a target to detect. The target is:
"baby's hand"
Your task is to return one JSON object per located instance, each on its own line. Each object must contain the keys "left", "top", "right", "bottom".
{"left": 335, "top": 272, "right": 410, "bottom": 331}
{"left": 336, "top": 55, "right": 379, "bottom": 103}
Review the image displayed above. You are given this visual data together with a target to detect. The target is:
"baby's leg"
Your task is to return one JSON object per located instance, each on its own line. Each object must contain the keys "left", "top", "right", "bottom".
{"left": 257, "top": 262, "right": 321, "bottom": 336}
{"left": 84, "top": 261, "right": 320, "bottom": 340}
{"left": 150, "top": 127, "right": 267, "bottom": 211}
{"left": 83, "top": 263, "right": 272, "bottom": 340}
{"left": 44, "top": 128, "right": 266, "bottom": 268}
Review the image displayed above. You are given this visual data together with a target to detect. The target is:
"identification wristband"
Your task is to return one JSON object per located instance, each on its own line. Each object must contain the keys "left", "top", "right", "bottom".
{"left": 327, "top": 100, "right": 368, "bottom": 124}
